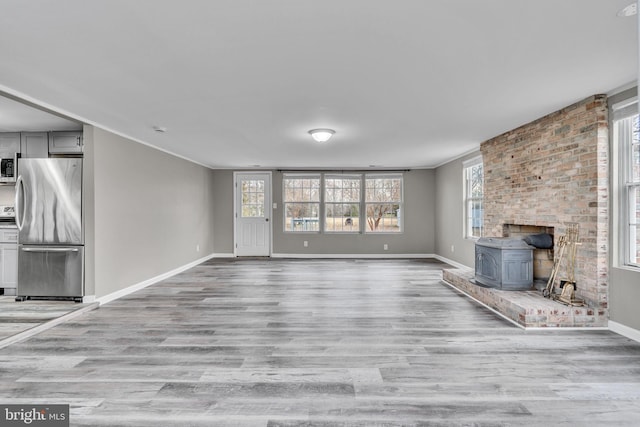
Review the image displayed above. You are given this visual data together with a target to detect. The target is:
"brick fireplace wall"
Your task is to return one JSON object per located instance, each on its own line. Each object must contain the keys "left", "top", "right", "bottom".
{"left": 480, "top": 95, "right": 608, "bottom": 309}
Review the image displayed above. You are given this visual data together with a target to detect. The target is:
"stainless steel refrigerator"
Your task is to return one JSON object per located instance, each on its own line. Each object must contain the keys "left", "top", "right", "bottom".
{"left": 15, "top": 158, "right": 84, "bottom": 301}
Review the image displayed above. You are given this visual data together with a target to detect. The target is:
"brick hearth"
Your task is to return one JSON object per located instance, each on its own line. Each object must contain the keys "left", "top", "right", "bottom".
{"left": 443, "top": 267, "right": 607, "bottom": 328}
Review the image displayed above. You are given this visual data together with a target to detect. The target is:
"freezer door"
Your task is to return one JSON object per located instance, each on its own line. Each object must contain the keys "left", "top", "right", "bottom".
{"left": 16, "top": 158, "right": 83, "bottom": 245}
{"left": 17, "top": 245, "right": 84, "bottom": 297}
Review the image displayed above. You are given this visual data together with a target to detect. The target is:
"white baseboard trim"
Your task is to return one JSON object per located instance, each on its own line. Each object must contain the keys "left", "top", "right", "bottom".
{"left": 212, "top": 253, "right": 236, "bottom": 258}
{"left": 96, "top": 253, "right": 216, "bottom": 306}
{"left": 431, "top": 254, "right": 471, "bottom": 270}
{"left": 609, "top": 320, "right": 640, "bottom": 343}
{"left": 220, "top": 253, "right": 471, "bottom": 265}
{"left": 271, "top": 253, "right": 435, "bottom": 259}
{"left": 0, "top": 302, "right": 99, "bottom": 349}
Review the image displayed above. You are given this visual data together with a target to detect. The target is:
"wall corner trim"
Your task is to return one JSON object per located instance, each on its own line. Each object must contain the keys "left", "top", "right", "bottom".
{"left": 609, "top": 320, "right": 640, "bottom": 343}
{"left": 96, "top": 253, "right": 216, "bottom": 306}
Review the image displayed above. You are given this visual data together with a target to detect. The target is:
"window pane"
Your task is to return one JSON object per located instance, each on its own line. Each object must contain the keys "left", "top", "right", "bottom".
{"left": 324, "top": 176, "right": 361, "bottom": 232}
{"left": 365, "top": 203, "right": 399, "bottom": 233}
{"left": 325, "top": 203, "right": 359, "bottom": 232}
{"left": 364, "top": 175, "right": 403, "bottom": 233}
{"left": 365, "top": 177, "right": 402, "bottom": 202}
{"left": 365, "top": 174, "right": 402, "bottom": 233}
{"left": 616, "top": 111, "right": 640, "bottom": 267}
{"left": 464, "top": 160, "right": 483, "bottom": 238}
{"left": 325, "top": 178, "right": 360, "bottom": 202}
{"left": 630, "top": 186, "right": 640, "bottom": 265}
{"left": 241, "top": 179, "right": 265, "bottom": 218}
{"left": 632, "top": 224, "right": 639, "bottom": 266}
{"left": 468, "top": 199, "right": 483, "bottom": 239}
{"left": 285, "top": 203, "right": 320, "bottom": 231}
{"left": 283, "top": 175, "right": 321, "bottom": 232}
{"left": 470, "top": 164, "right": 483, "bottom": 197}
{"left": 632, "top": 140, "right": 639, "bottom": 183}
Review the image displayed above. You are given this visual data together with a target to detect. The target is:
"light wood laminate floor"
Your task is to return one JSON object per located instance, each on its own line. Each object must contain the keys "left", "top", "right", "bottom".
{"left": 1, "top": 258, "right": 639, "bottom": 426}
{"left": 0, "top": 297, "right": 98, "bottom": 347}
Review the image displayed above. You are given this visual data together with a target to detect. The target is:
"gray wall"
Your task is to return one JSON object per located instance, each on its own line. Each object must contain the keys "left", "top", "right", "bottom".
{"left": 211, "top": 170, "right": 234, "bottom": 254}
{"left": 84, "top": 126, "right": 216, "bottom": 299}
{"left": 610, "top": 268, "right": 640, "bottom": 330}
{"left": 434, "top": 151, "right": 480, "bottom": 267}
{"left": 83, "top": 125, "right": 96, "bottom": 297}
{"left": 210, "top": 169, "right": 435, "bottom": 255}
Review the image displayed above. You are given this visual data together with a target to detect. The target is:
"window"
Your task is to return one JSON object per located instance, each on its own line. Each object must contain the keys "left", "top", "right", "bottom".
{"left": 324, "top": 174, "right": 361, "bottom": 232}
{"left": 283, "top": 174, "right": 320, "bottom": 232}
{"left": 241, "top": 179, "right": 265, "bottom": 217}
{"left": 463, "top": 157, "right": 483, "bottom": 239}
{"left": 365, "top": 174, "right": 403, "bottom": 233}
{"left": 613, "top": 99, "right": 640, "bottom": 267}
{"left": 282, "top": 172, "right": 405, "bottom": 234}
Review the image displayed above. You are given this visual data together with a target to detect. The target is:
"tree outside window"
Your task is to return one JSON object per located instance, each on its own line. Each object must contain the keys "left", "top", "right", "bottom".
{"left": 282, "top": 172, "right": 405, "bottom": 234}
{"left": 365, "top": 175, "right": 403, "bottom": 233}
{"left": 324, "top": 175, "right": 361, "bottom": 233}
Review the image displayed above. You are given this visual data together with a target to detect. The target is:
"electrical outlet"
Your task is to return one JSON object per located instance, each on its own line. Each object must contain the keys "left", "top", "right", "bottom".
{"left": 303, "top": 241, "right": 308, "bottom": 247}
{"left": 451, "top": 245, "right": 455, "bottom": 253}
{"left": 196, "top": 244, "right": 200, "bottom": 252}
{"left": 383, "top": 244, "right": 388, "bottom": 250}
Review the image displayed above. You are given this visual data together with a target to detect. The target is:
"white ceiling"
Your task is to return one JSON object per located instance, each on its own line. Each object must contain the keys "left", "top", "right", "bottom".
{"left": 0, "top": 96, "right": 81, "bottom": 132}
{"left": 0, "top": 0, "right": 637, "bottom": 169}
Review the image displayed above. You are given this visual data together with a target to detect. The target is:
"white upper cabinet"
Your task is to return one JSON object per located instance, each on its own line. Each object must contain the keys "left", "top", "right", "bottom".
{"left": 20, "top": 132, "right": 49, "bottom": 158}
{"left": 49, "top": 131, "right": 83, "bottom": 154}
{"left": 0, "top": 133, "right": 20, "bottom": 158}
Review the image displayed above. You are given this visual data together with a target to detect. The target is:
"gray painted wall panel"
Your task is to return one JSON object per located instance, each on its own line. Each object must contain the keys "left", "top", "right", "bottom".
{"left": 273, "top": 170, "right": 435, "bottom": 255}
{"left": 212, "top": 170, "right": 234, "bottom": 254}
{"left": 434, "top": 151, "right": 480, "bottom": 268}
{"left": 86, "top": 126, "right": 216, "bottom": 298}
{"left": 210, "top": 169, "right": 435, "bottom": 255}
{"left": 610, "top": 267, "right": 640, "bottom": 330}
{"left": 83, "top": 125, "right": 96, "bottom": 297}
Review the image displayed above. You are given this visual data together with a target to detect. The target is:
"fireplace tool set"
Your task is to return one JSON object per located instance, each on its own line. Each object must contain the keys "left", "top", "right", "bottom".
{"left": 542, "top": 223, "right": 584, "bottom": 306}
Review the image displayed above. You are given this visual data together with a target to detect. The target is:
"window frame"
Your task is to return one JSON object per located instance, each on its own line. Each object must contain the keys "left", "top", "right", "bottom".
{"left": 323, "top": 173, "right": 362, "bottom": 234}
{"left": 613, "top": 97, "right": 640, "bottom": 269}
{"left": 463, "top": 156, "right": 484, "bottom": 240}
{"left": 364, "top": 173, "right": 404, "bottom": 234}
{"left": 281, "top": 172, "right": 405, "bottom": 235}
{"left": 282, "top": 173, "right": 321, "bottom": 233}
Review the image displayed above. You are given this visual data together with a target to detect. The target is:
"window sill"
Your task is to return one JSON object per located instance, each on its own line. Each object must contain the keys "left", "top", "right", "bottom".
{"left": 365, "top": 232, "right": 404, "bottom": 235}
{"left": 283, "top": 231, "right": 320, "bottom": 234}
{"left": 613, "top": 264, "right": 640, "bottom": 274}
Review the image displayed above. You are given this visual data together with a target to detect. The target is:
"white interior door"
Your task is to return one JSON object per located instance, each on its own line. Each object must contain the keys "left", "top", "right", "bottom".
{"left": 235, "top": 172, "right": 271, "bottom": 256}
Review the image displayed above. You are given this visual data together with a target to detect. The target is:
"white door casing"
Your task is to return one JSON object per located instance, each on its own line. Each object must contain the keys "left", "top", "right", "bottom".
{"left": 234, "top": 172, "right": 271, "bottom": 256}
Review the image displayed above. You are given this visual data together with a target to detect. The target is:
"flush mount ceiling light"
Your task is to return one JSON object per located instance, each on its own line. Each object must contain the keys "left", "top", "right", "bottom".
{"left": 617, "top": 2, "right": 637, "bottom": 17}
{"left": 308, "top": 128, "right": 335, "bottom": 143}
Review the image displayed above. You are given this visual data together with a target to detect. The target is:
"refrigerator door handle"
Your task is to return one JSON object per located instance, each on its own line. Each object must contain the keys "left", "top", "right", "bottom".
{"left": 21, "top": 247, "right": 80, "bottom": 253}
{"left": 15, "top": 175, "right": 25, "bottom": 231}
